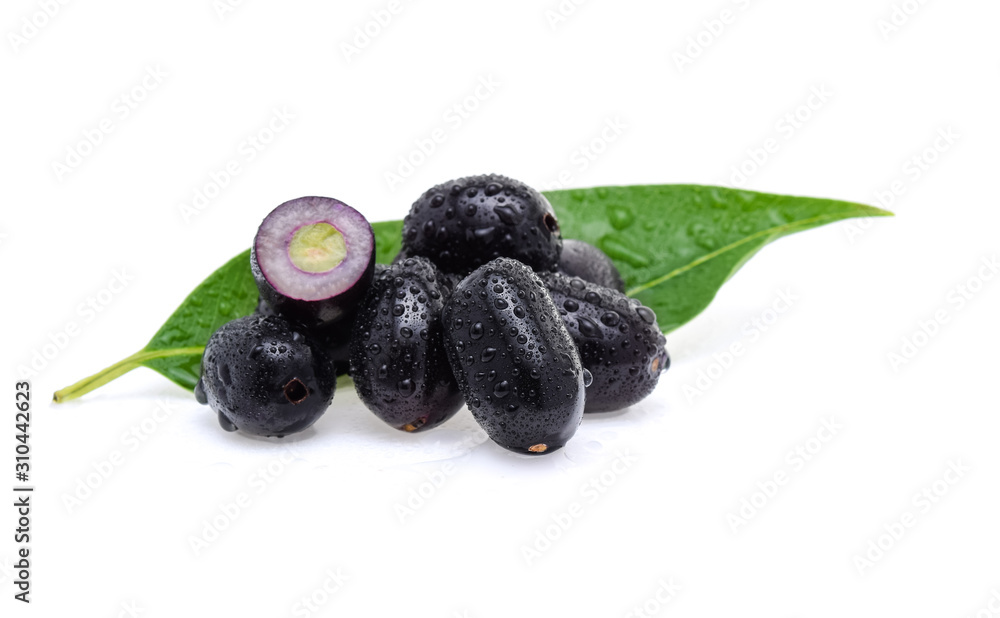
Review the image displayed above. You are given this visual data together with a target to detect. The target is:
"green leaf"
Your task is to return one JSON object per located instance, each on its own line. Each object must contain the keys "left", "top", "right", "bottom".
{"left": 141, "top": 249, "right": 259, "bottom": 390}
{"left": 53, "top": 251, "right": 258, "bottom": 402}
{"left": 544, "top": 185, "right": 892, "bottom": 332}
{"left": 372, "top": 220, "right": 404, "bottom": 265}
{"left": 54, "top": 221, "right": 410, "bottom": 402}
{"left": 366, "top": 186, "right": 890, "bottom": 332}
{"left": 53, "top": 186, "right": 890, "bottom": 402}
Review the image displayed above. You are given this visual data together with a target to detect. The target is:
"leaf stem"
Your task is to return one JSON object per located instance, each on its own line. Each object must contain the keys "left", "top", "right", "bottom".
{"left": 52, "top": 347, "right": 205, "bottom": 404}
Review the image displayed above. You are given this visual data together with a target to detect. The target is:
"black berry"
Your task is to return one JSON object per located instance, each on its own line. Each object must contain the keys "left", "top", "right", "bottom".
{"left": 443, "top": 258, "right": 586, "bottom": 455}
{"left": 401, "top": 174, "right": 563, "bottom": 275}
{"left": 539, "top": 272, "right": 669, "bottom": 413}
{"left": 557, "top": 239, "right": 626, "bottom": 293}
{"left": 350, "top": 257, "right": 463, "bottom": 432}
{"left": 196, "top": 314, "right": 337, "bottom": 437}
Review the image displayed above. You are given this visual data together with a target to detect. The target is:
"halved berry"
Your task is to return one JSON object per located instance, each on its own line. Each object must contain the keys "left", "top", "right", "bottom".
{"left": 251, "top": 196, "right": 375, "bottom": 329}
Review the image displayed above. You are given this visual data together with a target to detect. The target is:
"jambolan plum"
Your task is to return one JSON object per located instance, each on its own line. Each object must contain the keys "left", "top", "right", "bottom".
{"left": 251, "top": 196, "right": 375, "bottom": 330}
{"left": 538, "top": 272, "right": 669, "bottom": 413}
{"left": 256, "top": 292, "right": 357, "bottom": 377}
{"left": 556, "top": 239, "right": 626, "bottom": 293}
{"left": 350, "top": 257, "right": 464, "bottom": 432}
{"left": 401, "top": 174, "right": 563, "bottom": 274}
{"left": 195, "top": 314, "right": 337, "bottom": 437}
{"left": 443, "top": 258, "right": 586, "bottom": 455}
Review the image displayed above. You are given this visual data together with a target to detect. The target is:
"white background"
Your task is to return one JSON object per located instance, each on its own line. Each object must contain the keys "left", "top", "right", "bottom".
{"left": 3, "top": 0, "right": 999, "bottom": 616}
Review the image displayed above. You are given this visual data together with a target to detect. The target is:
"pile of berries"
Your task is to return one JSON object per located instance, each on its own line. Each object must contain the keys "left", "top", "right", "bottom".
{"left": 195, "top": 174, "right": 669, "bottom": 455}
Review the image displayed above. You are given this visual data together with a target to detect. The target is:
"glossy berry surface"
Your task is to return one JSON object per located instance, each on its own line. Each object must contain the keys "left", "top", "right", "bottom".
{"left": 443, "top": 258, "right": 586, "bottom": 455}
{"left": 350, "top": 257, "right": 463, "bottom": 432}
{"left": 401, "top": 174, "right": 563, "bottom": 275}
{"left": 255, "top": 293, "right": 352, "bottom": 376}
{"left": 197, "top": 314, "right": 337, "bottom": 437}
{"left": 539, "top": 272, "right": 669, "bottom": 413}
{"left": 556, "top": 239, "right": 626, "bottom": 293}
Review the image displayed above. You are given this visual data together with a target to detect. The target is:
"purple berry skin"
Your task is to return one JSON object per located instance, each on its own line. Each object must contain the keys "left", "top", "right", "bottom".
{"left": 196, "top": 314, "right": 337, "bottom": 437}
{"left": 538, "top": 272, "right": 669, "bottom": 413}
{"left": 349, "top": 257, "right": 463, "bottom": 432}
{"left": 251, "top": 196, "right": 375, "bottom": 330}
{"left": 401, "top": 174, "right": 563, "bottom": 275}
{"left": 442, "top": 258, "right": 585, "bottom": 455}
{"left": 556, "top": 239, "right": 626, "bottom": 293}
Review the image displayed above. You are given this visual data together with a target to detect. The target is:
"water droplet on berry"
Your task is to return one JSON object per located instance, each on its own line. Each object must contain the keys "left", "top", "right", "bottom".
{"left": 577, "top": 317, "right": 603, "bottom": 339}
{"left": 494, "top": 205, "right": 520, "bottom": 226}
{"left": 398, "top": 379, "right": 415, "bottom": 397}
{"left": 636, "top": 307, "right": 656, "bottom": 324}
{"left": 470, "top": 322, "right": 484, "bottom": 340}
{"left": 493, "top": 380, "right": 511, "bottom": 398}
